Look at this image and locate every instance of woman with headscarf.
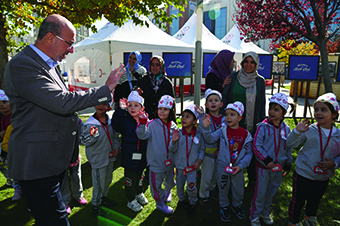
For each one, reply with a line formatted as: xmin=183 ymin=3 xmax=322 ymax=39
xmin=221 ymin=51 xmax=266 ymax=187
xmin=205 ymin=49 xmax=235 ymax=94
xmin=135 ymin=55 xmax=175 ymax=119
xmin=114 ymin=51 xmax=147 ymax=108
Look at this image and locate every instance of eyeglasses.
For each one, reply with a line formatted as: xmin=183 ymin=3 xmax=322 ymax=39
xmin=52 ymin=33 xmax=75 ymax=50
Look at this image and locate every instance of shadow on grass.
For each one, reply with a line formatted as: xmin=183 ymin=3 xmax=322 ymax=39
xmin=0 ymin=196 xmax=34 ymax=226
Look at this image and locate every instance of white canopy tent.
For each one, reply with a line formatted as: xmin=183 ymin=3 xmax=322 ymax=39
xmin=221 ymin=24 xmax=270 ymax=54
xmin=66 ymin=16 xmax=195 ymax=90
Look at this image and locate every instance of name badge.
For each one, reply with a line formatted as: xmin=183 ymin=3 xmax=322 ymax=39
xmin=132 ymin=153 xmax=142 ymax=160
xmin=194 ymin=137 xmax=199 ymax=144
xmin=183 ymin=165 xmax=196 ymax=175
xmin=314 ymin=166 xmax=327 ymax=174
xmin=271 ymin=163 xmax=282 ymax=172
xmin=164 ymin=159 xmax=172 ymax=167
xmin=225 ymin=166 xmax=235 ymax=174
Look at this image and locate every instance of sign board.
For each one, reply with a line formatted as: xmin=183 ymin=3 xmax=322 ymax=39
xmin=202 ymin=52 xmax=217 ymax=78
xmin=258 ymin=54 xmax=273 ymax=79
xmin=287 ymin=55 xmax=320 ymax=81
xmin=162 ymin=52 xmax=193 ymax=78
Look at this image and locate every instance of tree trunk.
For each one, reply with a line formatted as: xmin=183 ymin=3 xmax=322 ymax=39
xmin=0 ymin=13 xmax=8 ymax=90
xmin=318 ymin=39 xmax=333 ymax=93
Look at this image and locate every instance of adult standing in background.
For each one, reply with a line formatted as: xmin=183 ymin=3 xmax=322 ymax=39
xmin=4 ymin=14 xmax=125 ymax=226
xmin=114 ymin=51 xmax=147 ymax=108
xmin=205 ymin=49 xmax=235 ymax=94
xmin=136 ymin=55 xmax=175 ymax=119
xmin=221 ymin=51 xmax=266 ymax=187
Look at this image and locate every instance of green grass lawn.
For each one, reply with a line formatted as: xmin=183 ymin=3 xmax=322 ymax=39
xmin=1 ymin=118 xmax=340 ymax=226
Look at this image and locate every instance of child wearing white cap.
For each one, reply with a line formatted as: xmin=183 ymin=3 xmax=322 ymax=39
xmin=202 ymin=101 xmax=253 ymax=223
xmin=169 ymin=104 xmax=205 ymax=216
xmin=80 ymin=98 xmax=120 ymax=216
xmin=197 ymin=89 xmax=225 ymax=213
xmin=287 ymin=93 xmax=340 ymax=226
xmin=111 ymin=91 xmax=149 ymax=212
xmin=250 ymin=92 xmax=293 ymax=226
xmin=136 ymin=95 xmax=177 ymax=214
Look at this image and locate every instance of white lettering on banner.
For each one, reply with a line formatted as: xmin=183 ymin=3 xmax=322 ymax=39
xmin=258 ymin=63 xmax=265 ymax=71
xmin=168 ymin=61 xmax=185 ymax=69
xmin=293 ymin=64 xmax=311 ymax=72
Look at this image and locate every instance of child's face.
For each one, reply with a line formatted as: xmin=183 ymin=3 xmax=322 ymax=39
xmin=0 ymin=100 xmax=10 ymax=115
xmin=181 ymin=111 xmax=197 ymax=129
xmin=158 ymin=107 xmax=170 ymax=123
xmin=225 ymin=109 xmax=242 ymax=128
xmin=314 ymin=102 xmax=337 ymax=128
xmin=205 ymin=95 xmax=222 ymax=113
xmin=268 ymin=104 xmax=285 ymax=123
xmin=127 ymin=101 xmax=143 ymax=117
xmin=94 ymin=103 xmax=110 ymax=115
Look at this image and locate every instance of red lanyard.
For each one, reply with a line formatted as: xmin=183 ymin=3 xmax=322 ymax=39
xmin=98 ymin=118 xmax=113 ymax=150
xmin=317 ymin=123 xmax=333 ymax=161
xmin=162 ymin=122 xmax=170 ymax=159
xmin=273 ymin=124 xmax=281 ymax=162
xmin=136 ymin=139 xmax=140 ymax=152
xmin=185 ymin=130 xmax=195 ymax=166
xmin=227 ymin=127 xmax=240 ymax=165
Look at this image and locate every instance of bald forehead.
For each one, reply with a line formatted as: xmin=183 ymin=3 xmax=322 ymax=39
xmin=46 ymin=14 xmax=75 ymax=33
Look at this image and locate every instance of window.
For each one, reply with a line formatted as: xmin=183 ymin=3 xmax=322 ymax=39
xmin=170 ymin=6 xmax=180 ymax=35
xmin=189 ymin=1 xmax=196 ymax=17
xmin=203 ymin=7 xmax=226 ymax=39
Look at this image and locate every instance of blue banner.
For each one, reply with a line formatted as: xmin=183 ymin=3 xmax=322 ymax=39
xmin=123 ymin=52 xmax=152 ymax=70
xmin=202 ymin=53 xmax=217 ymax=78
xmin=162 ymin=53 xmax=192 ymax=77
xmin=258 ymin=54 xmax=273 ymax=79
xmin=288 ymin=56 xmax=319 ymax=80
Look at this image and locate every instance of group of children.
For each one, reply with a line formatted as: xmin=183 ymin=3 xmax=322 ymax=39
xmin=79 ymin=85 xmax=340 ymax=226
xmin=2 ymin=85 xmax=339 ymax=226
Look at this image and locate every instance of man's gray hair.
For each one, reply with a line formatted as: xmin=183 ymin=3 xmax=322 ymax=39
xmin=37 ymin=19 xmax=61 ymax=40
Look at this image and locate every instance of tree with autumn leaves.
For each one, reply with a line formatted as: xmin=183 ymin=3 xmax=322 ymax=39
xmin=235 ymin=0 xmax=340 ymax=93
xmin=0 ymin=0 xmax=185 ymax=89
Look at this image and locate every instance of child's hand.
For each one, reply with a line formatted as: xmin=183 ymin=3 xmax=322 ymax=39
xmin=232 ymin=166 xmax=241 ymax=175
xmin=119 ymin=98 xmax=128 ymax=109
xmin=0 ymin=130 xmax=5 ymax=138
xmin=296 ymin=119 xmax=311 ymax=132
xmin=172 ymin=129 xmax=180 ymax=143
xmin=89 ymin=126 xmax=98 ymax=136
xmin=138 ymin=110 xmax=148 ymax=119
xmin=112 ymin=149 xmax=119 ymax=157
xmin=202 ymin=114 xmax=211 ymax=127
xmin=267 ymin=162 xmax=275 ymax=169
xmin=194 ymin=105 xmax=204 ymax=114
xmin=282 ymin=169 xmax=290 ymax=177
xmin=222 ymin=76 xmax=231 ymax=88
xmin=193 ymin=159 xmax=203 ymax=170
xmin=318 ymin=158 xmax=336 ymax=170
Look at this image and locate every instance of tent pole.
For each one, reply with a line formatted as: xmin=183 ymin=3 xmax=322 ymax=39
xmin=194 ymin=0 xmax=203 ymax=105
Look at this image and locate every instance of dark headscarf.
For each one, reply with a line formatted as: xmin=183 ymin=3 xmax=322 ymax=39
xmin=207 ymin=49 xmax=235 ymax=81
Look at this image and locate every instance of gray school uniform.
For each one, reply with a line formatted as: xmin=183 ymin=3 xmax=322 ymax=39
xmin=287 ymin=123 xmax=340 ymax=181
xmin=136 ymin=118 xmax=177 ymax=201
xmin=202 ymin=125 xmax=253 ymax=208
xmin=198 ymin=113 xmax=226 ymax=199
xmin=169 ymin=128 xmax=205 ymax=205
xmin=80 ymin=115 xmax=120 ymax=206
xmin=250 ymin=119 xmax=292 ymax=219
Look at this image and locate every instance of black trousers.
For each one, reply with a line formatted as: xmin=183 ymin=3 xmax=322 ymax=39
xmin=19 ymin=171 xmax=69 ymax=226
xmin=124 ymin=168 xmax=144 ymax=202
xmin=288 ymin=171 xmax=329 ymax=223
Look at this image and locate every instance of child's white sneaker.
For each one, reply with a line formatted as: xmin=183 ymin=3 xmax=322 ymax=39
xmin=136 ymin=193 xmax=148 ymax=205
xmin=249 ymin=216 xmax=261 ymax=226
xmin=302 ymin=216 xmax=319 ymax=226
xmin=262 ymin=215 xmax=274 ymax=225
xmin=127 ymin=199 xmax=143 ymax=212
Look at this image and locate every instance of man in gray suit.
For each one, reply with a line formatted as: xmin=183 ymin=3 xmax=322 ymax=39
xmin=4 ymin=14 xmax=125 ymax=226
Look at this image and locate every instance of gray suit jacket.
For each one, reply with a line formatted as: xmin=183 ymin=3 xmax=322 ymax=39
xmin=5 ymin=46 xmax=112 ymax=180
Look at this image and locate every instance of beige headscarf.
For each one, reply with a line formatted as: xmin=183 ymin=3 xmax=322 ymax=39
xmin=237 ymin=51 xmax=260 ymax=132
